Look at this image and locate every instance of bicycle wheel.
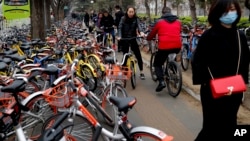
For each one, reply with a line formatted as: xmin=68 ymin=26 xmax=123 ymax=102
xmin=130 ymin=127 xmax=173 ymax=141
xmin=101 ymin=83 xmax=128 ymax=126
xmin=81 ymin=65 xmax=97 ymax=91
xmin=150 ymin=53 xmax=157 ymax=82
xmin=130 ymin=61 xmax=136 ymax=89
xmin=181 ymin=44 xmax=189 ymax=71
xmin=87 ymin=54 xmax=105 ymax=78
xmin=18 ymin=95 xmax=54 ymax=140
xmin=165 ymin=61 xmax=182 ymax=97
xmin=42 ymin=112 xmax=94 ymax=141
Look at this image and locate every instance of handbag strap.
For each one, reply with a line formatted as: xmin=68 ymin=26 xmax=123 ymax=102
xmin=208 ymin=30 xmax=241 ymax=79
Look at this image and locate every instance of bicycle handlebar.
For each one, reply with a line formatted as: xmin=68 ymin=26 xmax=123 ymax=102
xmin=120 ymin=36 xmax=144 ymax=40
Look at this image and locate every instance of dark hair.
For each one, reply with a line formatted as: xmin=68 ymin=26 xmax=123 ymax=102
xmin=162 ymin=7 xmax=171 ymax=14
xmin=115 ymin=5 xmax=121 ymax=9
xmin=124 ymin=5 xmax=137 ymax=21
xmin=208 ymin=0 xmax=241 ymax=27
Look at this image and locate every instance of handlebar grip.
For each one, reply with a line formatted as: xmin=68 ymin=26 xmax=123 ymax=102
xmin=50 ymin=112 xmax=69 ymax=130
xmin=69 ymin=81 xmax=77 ymax=92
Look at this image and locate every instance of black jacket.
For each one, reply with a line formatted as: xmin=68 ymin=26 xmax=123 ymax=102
xmin=114 ymin=10 xmax=124 ymax=27
xmin=192 ymin=24 xmax=250 ymax=85
xmin=118 ymin=16 xmax=142 ymax=38
xmin=100 ymin=14 xmax=114 ymax=32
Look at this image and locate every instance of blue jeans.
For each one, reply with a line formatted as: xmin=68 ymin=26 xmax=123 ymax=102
xmin=103 ymin=29 xmax=115 ymax=46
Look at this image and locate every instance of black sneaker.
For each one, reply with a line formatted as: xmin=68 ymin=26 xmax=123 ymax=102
xmin=156 ymin=81 xmax=166 ymax=92
xmin=140 ymin=73 xmax=145 ymax=80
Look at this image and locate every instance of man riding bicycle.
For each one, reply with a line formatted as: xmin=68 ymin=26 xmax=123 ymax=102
xmin=100 ymin=10 xmax=116 ymax=50
xmin=147 ymin=7 xmax=182 ymax=92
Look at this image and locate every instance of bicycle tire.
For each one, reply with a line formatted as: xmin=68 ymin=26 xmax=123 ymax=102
xmin=130 ymin=61 xmax=136 ymax=89
xmin=80 ymin=65 xmax=97 ymax=91
xmin=166 ymin=61 xmax=182 ymax=97
xmin=130 ymin=126 xmax=173 ymax=141
xmin=101 ymin=83 xmax=128 ymax=126
xmin=181 ymin=44 xmax=189 ymax=71
xmin=150 ymin=53 xmax=157 ymax=82
xmin=42 ymin=112 xmax=94 ymax=141
xmin=87 ymin=54 xmax=105 ymax=78
xmin=17 ymin=95 xmax=54 ymax=140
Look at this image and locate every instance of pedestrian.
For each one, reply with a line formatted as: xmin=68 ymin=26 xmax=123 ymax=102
xmin=95 ymin=12 xmax=104 ymax=43
xmin=84 ymin=11 xmax=90 ymax=28
xmin=114 ymin=5 xmax=124 ymax=52
xmin=146 ymin=7 xmax=182 ymax=92
xmin=100 ymin=10 xmax=116 ymax=49
xmin=117 ymin=5 xmax=146 ymax=80
xmin=191 ymin=0 xmax=250 ymax=140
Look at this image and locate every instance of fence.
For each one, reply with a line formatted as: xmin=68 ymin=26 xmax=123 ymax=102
xmin=0 ymin=18 xmax=30 ymax=34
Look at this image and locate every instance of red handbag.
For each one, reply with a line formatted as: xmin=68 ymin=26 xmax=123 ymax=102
xmin=208 ymin=31 xmax=246 ymax=99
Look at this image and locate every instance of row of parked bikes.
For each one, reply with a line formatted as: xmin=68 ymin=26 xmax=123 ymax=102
xmin=0 ymin=18 xmax=175 ymax=141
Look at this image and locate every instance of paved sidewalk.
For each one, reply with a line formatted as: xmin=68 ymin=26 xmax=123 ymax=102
xmin=140 ymin=50 xmax=250 ymax=111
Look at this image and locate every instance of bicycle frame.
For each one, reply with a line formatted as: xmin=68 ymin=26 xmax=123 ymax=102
xmin=61 ymin=59 xmax=172 ymax=141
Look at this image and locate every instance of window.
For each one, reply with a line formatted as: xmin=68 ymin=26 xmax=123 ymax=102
xmin=4 ymin=0 xmax=28 ymax=6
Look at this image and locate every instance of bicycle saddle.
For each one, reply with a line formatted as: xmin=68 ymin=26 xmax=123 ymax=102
xmin=0 ymin=57 xmax=12 ymax=65
xmin=109 ymin=96 xmax=137 ymax=113
xmin=2 ymin=49 xmax=18 ymax=55
xmin=1 ymin=79 xmax=26 ymax=93
xmin=5 ymin=54 xmax=26 ymax=62
xmin=20 ymin=45 xmax=31 ymax=50
xmin=0 ymin=62 xmax=8 ymax=71
xmin=43 ymin=65 xmax=59 ymax=75
xmin=104 ymin=56 xmax=115 ymax=64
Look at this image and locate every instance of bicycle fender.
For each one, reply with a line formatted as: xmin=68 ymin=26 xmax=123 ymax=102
xmin=87 ymin=54 xmax=105 ymax=71
xmin=130 ymin=126 xmax=173 ymax=141
xmin=81 ymin=64 xmax=98 ymax=77
xmin=21 ymin=63 xmax=41 ymax=69
xmin=52 ymin=75 xmax=67 ymax=86
xmin=21 ymin=91 xmax=44 ymax=106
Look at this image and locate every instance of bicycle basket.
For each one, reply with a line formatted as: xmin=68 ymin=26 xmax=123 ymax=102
xmin=106 ymin=65 xmax=132 ymax=80
xmin=43 ymin=82 xmax=73 ymax=108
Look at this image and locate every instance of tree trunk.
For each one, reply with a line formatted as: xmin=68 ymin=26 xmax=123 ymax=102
xmin=46 ymin=0 xmax=51 ymax=28
xmin=155 ymin=0 xmax=158 ymax=16
xmin=245 ymin=0 xmax=250 ymax=21
xmin=203 ymin=0 xmax=207 ymax=16
xmin=145 ymin=0 xmax=151 ymax=23
xmin=31 ymin=0 xmax=45 ymax=40
xmin=188 ymin=0 xmax=197 ymax=25
xmin=163 ymin=0 xmax=167 ymax=8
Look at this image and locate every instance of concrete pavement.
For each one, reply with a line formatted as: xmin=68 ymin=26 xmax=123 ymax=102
xmin=139 ymin=49 xmax=250 ymax=111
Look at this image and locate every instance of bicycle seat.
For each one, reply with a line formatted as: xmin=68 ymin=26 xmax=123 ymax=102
xmin=43 ymin=65 xmax=59 ymax=75
xmin=3 ymin=49 xmax=18 ymax=55
xmin=75 ymin=46 xmax=84 ymax=52
xmin=5 ymin=54 xmax=26 ymax=62
xmin=20 ymin=45 xmax=31 ymax=50
xmin=55 ymin=50 xmax=63 ymax=55
xmin=1 ymin=79 xmax=26 ymax=93
xmin=0 ymin=62 xmax=8 ymax=71
xmin=0 ymin=57 xmax=12 ymax=65
xmin=109 ymin=96 xmax=137 ymax=113
xmin=104 ymin=56 xmax=115 ymax=64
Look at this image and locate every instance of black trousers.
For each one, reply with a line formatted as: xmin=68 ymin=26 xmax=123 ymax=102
xmin=195 ymin=84 xmax=243 ymax=141
xmin=121 ymin=39 xmax=143 ymax=71
xmin=153 ymin=49 xmax=180 ymax=81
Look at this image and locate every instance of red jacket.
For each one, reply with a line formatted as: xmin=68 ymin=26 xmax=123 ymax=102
xmin=147 ymin=14 xmax=182 ymax=50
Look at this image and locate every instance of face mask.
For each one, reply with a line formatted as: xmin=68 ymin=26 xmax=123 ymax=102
xmin=219 ymin=11 xmax=238 ymax=25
